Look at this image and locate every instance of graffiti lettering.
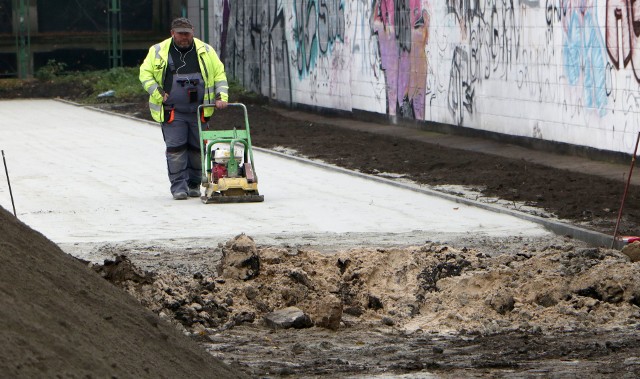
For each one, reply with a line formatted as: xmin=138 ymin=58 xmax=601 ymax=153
xmin=545 ymin=0 xmax=567 ymax=27
xmin=372 ymin=0 xmax=429 ymax=119
xmin=294 ymin=0 xmax=345 ymax=76
xmin=448 ymin=47 xmax=474 ymax=126
xmin=446 ymin=0 xmax=485 ymax=27
xmin=445 ymin=0 xmax=521 ymax=79
xmin=605 ymin=0 xmax=640 ymax=83
xmin=223 ymin=0 xmax=292 ymax=103
xmin=445 ymin=0 xmax=520 ymax=123
xmin=220 ymin=0 xmax=620 ymax=139
xmin=294 ymin=0 xmax=316 ymax=76
xmin=318 ymin=0 xmax=345 ymax=53
xmin=606 ymin=1 xmax=632 ymax=69
xmin=247 ymin=3 xmax=266 ymax=92
xmin=395 ymin=0 xmax=411 ymax=51
xmin=269 ymin=1 xmax=292 ymax=102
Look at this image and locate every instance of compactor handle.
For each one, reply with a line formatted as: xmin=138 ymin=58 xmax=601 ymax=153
xmin=198 ymin=102 xmax=248 ymax=115
xmin=196 ymin=102 xmax=257 ymax=183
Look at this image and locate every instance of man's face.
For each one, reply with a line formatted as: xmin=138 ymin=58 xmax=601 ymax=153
xmin=171 ymin=30 xmax=194 ymax=49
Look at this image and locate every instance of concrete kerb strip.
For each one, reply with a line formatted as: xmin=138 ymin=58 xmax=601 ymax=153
xmin=57 ymin=99 xmax=616 ymax=248
xmin=55 ymin=98 xmax=159 ymax=126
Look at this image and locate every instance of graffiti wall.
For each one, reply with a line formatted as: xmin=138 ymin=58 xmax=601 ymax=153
xmin=200 ymin=0 xmax=640 ymax=154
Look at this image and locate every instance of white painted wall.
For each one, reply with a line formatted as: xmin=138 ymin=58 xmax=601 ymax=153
xmin=191 ymin=0 xmax=640 ymax=155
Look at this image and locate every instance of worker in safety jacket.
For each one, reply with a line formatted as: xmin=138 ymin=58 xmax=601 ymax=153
xmin=139 ymin=17 xmax=228 ymax=200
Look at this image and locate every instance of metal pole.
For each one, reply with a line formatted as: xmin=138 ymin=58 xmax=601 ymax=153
xmin=198 ymin=0 xmax=203 ymax=39
xmin=2 ymin=150 xmax=17 ymax=217
xmin=108 ymin=0 xmax=123 ymax=68
xmin=14 ymin=0 xmax=31 ymax=78
xmin=203 ymin=0 xmax=209 ymax=44
xmin=611 ymin=131 xmax=640 ymax=248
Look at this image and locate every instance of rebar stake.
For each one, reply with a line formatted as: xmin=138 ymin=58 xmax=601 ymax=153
xmin=2 ymin=150 xmax=17 ymax=217
xmin=612 ymin=132 xmax=640 ymax=248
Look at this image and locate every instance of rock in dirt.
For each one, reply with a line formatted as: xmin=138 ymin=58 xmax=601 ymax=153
xmin=217 ymin=234 xmax=260 ymax=280
xmin=288 ymin=268 xmax=313 ymax=288
xmin=234 ymin=311 xmax=256 ymax=325
xmin=264 ymin=307 xmax=313 ymax=329
xmin=487 ymin=292 xmax=516 ymax=315
xmin=367 ymin=294 xmax=384 ymax=310
xmin=93 ymin=254 xmax=154 ymax=284
xmin=621 ymin=242 xmax=640 ymax=262
xmin=308 ymin=294 xmax=343 ymax=330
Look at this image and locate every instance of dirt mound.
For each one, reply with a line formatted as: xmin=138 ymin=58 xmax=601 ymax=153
xmin=94 ymin=235 xmax=640 ymax=338
xmin=0 ymin=206 xmax=244 ymax=378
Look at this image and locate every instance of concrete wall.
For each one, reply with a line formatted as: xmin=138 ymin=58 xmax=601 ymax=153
xmin=194 ymin=0 xmax=640 ymax=155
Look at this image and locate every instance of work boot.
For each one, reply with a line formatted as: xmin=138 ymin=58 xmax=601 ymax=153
xmin=173 ymin=192 xmax=188 ymax=200
xmin=188 ymin=183 xmax=201 ymax=197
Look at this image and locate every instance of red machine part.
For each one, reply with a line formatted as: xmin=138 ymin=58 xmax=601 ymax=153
xmin=212 ymin=164 xmax=227 ymax=183
xmin=622 ymin=236 xmax=640 ymax=244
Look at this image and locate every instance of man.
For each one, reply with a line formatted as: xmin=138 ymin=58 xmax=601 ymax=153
xmin=140 ymin=17 xmax=228 ymax=200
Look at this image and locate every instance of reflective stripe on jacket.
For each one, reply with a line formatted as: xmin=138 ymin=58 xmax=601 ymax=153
xmin=139 ymin=37 xmax=229 ymax=123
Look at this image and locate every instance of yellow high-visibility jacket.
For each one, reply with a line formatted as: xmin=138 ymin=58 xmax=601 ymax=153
xmin=139 ymin=37 xmax=228 ymax=122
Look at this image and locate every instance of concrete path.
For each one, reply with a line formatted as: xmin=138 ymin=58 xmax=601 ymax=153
xmin=0 ymin=100 xmax=551 ymax=248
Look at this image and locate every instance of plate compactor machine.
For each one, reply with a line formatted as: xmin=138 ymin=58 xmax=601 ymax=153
xmin=197 ymin=103 xmax=264 ymax=203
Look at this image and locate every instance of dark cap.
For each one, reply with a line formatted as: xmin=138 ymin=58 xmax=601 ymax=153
xmin=171 ymin=17 xmax=194 ymax=33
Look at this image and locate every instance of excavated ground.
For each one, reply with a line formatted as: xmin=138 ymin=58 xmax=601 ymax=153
xmin=1 ymin=84 xmax=640 ymax=377
xmin=87 ymin=234 xmax=640 ymax=378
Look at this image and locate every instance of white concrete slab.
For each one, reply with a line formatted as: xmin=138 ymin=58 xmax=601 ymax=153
xmin=0 ymin=99 xmax=550 ymax=246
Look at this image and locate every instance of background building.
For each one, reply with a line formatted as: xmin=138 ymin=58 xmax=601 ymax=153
xmin=0 ymin=0 xmax=191 ymax=77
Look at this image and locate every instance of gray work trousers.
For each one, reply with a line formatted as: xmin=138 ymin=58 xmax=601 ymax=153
xmin=161 ymin=115 xmax=206 ymax=195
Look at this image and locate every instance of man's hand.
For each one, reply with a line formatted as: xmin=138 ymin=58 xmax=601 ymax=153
xmin=215 ymin=100 xmax=228 ymax=109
